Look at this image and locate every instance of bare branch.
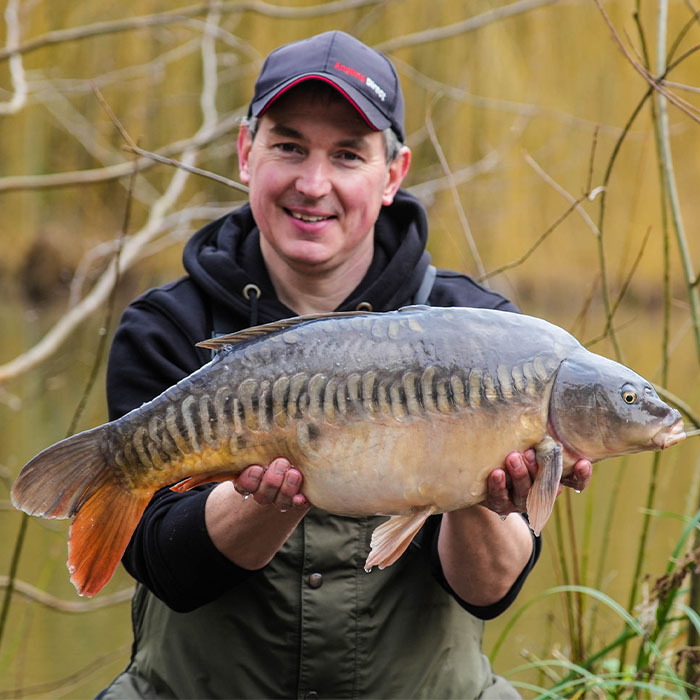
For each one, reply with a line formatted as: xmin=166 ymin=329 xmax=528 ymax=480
xmin=0 ymin=644 xmax=132 ymax=700
xmin=424 ymin=96 xmax=487 ymax=281
xmin=524 ymin=152 xmax=601 ymax=237
xmin=594 ymin=0 xmax=700 ymax=124
xmin=0 ymin=111 xmax=242 ymax=192
xmin=375 ymin=0 xmax=560 ymax=52
xmin=0 ymin=0 xmax=383 ymax=63
xmin=0 ymin=15 xmax=244 ymax=385
xmin=0 ymin=0 xmax=28 ymax=115
xmin=0 ymin=576 xmax=134 ymax=613
xmin=479 ymin=192 xmax=590 ymax=282
xmin=122 ymin=144 xmax=249 ymax=192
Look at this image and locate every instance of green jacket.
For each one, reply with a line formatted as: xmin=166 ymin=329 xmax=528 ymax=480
xmin=102 ymin=510 xmax=522 ymax=699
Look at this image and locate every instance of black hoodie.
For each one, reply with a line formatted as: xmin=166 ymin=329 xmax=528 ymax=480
xmin=106 ymin=190 xmax=526 ymax=611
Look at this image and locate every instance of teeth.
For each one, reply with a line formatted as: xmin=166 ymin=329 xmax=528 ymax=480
xmin=290 ymin=211 xmax=331 ymax=223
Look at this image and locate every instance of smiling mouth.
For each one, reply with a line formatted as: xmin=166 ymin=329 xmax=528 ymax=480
xmin=287 ymin=209 xmax=334 ymax=223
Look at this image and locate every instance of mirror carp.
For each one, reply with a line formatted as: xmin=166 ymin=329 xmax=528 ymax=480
xmin=11 ymin=306 xmax=686 ymax=596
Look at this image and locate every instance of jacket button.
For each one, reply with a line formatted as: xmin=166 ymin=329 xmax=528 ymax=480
xmin=305 ymin=692 xmax=319 ymax=700
xmin=308 ymin=572 xmax=323 ymax=589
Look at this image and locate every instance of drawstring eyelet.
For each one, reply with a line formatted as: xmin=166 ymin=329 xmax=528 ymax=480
xmin=355 ymin=302 xmax=373 ymax=311
xmin=243 ymin=284 xmax=261 ymax=326
xmin=243 ymin=284 xmax=261 ymax=301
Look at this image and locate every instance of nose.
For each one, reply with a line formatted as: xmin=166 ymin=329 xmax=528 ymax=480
xmin=295 ymin=156 xmax=332 ymax=199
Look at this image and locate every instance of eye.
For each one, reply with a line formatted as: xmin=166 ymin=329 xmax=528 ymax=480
xmin=621 ymin=389 xmax=638 ymax=404
xmin=336 ymin=150 xmax=362 ymax=163
xmin=274 ymin=142 xmax=303 ymax=155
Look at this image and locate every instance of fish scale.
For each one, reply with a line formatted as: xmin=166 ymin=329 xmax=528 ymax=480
xmin=11 ymin=305 xmax=686 ymax=596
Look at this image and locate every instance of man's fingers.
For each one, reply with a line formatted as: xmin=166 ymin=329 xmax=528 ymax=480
xmin=484 ymin=469 xmax=513 ymax=515
xmin=504 ymin=452 xmax=533 ymax=511
xmin=240 ymin=458 xmax=307 ymax=511
xmin=561 ymin=459 xmax=593 ymax=491
xmin=234 ymin=465 xmax=264 ymax=495
xmin=252 ymin=457 xmax=290 ymax=506
xmin=273 ymin=468 xmax=305 ymax=512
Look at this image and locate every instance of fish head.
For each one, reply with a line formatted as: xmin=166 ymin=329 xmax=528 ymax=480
xmin=550 ymin=351 xmax=685 ymax=462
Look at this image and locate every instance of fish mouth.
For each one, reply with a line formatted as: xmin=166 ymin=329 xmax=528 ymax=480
xmin=653 ymin=418 xmax=686 ymax=449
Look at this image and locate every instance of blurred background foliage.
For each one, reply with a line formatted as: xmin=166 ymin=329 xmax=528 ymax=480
xmin=1 ymin=0 xmax=699 ymax=697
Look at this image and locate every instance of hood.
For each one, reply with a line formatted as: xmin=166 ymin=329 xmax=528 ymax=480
xmin=183 ymin=189 xmax=431 ymax=324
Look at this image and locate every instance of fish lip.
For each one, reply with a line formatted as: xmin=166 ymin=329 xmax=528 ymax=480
xmin=653 ymin=418 xmax=686 ymax=449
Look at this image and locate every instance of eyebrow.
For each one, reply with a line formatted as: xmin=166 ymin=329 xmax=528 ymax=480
xmin=268 ymin=123 xmax=372 ymax=151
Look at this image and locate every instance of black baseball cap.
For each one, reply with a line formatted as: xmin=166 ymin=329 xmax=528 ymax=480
xmin=248 ymin=31 xmax=405 ymax=142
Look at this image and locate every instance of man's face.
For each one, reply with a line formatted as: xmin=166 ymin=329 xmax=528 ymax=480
xmin=238 ymin=87 xmax=409 ymax=278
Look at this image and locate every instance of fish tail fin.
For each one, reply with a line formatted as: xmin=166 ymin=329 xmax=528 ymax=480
xmin=68 ymin=484 xmax=150 ymax=597
xmin=11 ymin=428 xmax=151 ymax=597
xmin=526 ymin=436 xmax=563 ymax=536
xmin=364 ymin=507 xmax=435 ymax=572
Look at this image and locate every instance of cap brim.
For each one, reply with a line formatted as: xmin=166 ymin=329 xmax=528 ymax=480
xmin=249 ymin=74 xmax=393 ymax=133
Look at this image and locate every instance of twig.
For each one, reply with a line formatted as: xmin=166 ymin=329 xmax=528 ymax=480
xmin=0 ymin=0 xmax=27 ymax=115
xmin=479 ymin=193 xmax=590 ymax=283
xmin=594 ymin=0 xmax=700 ymax=125
xmin=424 ymin=96 xmax=486 ymax=281
xmin=586 ymin=126 xmax=600 ymax=194
xmin=597 ymin=226 xmax=654 ymax=346
xmin=393 ymin=56 xmax=613 ymax=134
xmin=375 ymin=0 xmax=560 ymax=52
xmin=0 ymin=645 xmax=132 ymax=699
xmin=0 ymin=515 xmax=27 ymax=656
xmin=0 ymin=577 xmax=133 ymax=613
xmin=0 ymin=0 xmax=384 ymax=63
xmin=524 ymin=152 xmax=601 ymax=237
xmin=0 ymin=110 xmax=242 ymax=193
xmin=122 ymin=144 xmax=249 ymax=192
xmin=0 ymin=3 xmax=233 ymax=385
xmin=407 ymin=151 xmax=499 ymax=204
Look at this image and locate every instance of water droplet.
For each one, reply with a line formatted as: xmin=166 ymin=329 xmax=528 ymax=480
xmin=499 ymin=514 xmax=507 ymax=521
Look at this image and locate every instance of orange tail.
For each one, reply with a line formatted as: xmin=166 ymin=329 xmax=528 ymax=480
xmin=11 ymin=427 xmax=152 ymax=597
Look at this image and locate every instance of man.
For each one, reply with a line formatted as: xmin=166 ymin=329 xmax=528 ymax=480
xmin=100 ymin=31 xmax=591 ymax=699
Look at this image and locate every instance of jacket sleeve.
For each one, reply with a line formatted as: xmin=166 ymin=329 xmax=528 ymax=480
xmin=107 ymin=295 xmax=257 ymax=612
xmin=415 ymin=515 xmax=541 ymax=620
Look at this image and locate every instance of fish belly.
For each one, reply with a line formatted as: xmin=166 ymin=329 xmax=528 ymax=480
xmin=294 ymin=403 xmax=548 ymax=516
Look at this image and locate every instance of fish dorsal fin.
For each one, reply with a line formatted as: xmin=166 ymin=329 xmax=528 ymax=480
xmin=397 ymin=304 xmax=431 ymax=313
xmin=196 ymin=310 xmax=374 ymax=351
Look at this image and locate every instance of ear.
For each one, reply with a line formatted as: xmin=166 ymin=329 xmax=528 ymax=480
xmin=237 ymin=123 xmax=254 ymax=184
xmin=382 ymin=147 xmax=411 ymax=206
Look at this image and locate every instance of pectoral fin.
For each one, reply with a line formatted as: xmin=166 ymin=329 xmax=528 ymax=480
xmin=364 ymin=506 xmax=435 ymax=572
xmin=526 ymin=436 xmax=563 ymax=536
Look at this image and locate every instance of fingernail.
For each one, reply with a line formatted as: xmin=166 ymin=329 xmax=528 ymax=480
xmin=249 ymin=466 xmax=264 ymax=481
xmin=287 ymin=472 xmax=300 ymax=486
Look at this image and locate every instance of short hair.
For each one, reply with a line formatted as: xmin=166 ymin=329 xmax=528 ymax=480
xmin=243 ymin=115 xmax=402 ymax=165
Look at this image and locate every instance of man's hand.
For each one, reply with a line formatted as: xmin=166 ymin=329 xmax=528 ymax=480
xmin=206 ymin=458 xmax=309 ymax=569
xmin=233 ymin=457 xmax=309 ymax=512
xmin=483 ymin=449 xmax=593 ymax=517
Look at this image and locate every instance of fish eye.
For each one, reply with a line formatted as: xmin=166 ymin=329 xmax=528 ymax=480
xmin=621 ymin=388 xmax=638 ymax=404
